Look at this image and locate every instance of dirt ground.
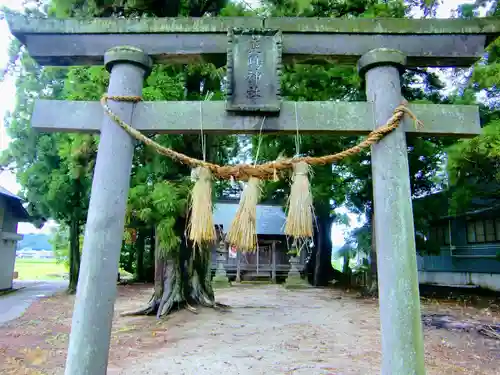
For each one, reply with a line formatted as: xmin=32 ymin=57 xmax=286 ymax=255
xmin=0 ymin=284 xmax=499 ymax=375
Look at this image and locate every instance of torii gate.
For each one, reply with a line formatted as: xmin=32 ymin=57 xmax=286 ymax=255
xmin=7 ymin=14 xmax=499 ymax=375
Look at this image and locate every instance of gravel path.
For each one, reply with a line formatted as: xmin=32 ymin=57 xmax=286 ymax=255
xmin=113 ymin=285 xmax=498 ymax=375
xmin=1 ymin=284 xmax=497 ymax=374
xmin=120 ymin=286 xmax=376 ymax=375
xmin=0 ymin=280 xmax=67 ymax=325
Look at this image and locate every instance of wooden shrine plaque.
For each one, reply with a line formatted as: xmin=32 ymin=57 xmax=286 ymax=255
xmin=226 ymin=28 xmax=282 ymax=113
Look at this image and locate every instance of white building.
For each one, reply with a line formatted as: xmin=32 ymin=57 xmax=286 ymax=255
xmin=17 ymin=248 xmax=55 ymax=259
xmin=0 ymin=187 xmax=30 ymax=290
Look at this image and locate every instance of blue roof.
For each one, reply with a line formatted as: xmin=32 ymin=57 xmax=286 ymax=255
xmin=0 ymin=186 xmax=30 ymax=220
xmin=413 ymin=190 xmax=500 ymax=220
xmin=0 ymin=186 xmax=21 ymax=200
xmin=213 ymin=202 xmax=286 ymax=235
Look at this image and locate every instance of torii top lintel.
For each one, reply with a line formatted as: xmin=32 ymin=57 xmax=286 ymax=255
xmin=6 ymin=15 xmax=500 ymax=67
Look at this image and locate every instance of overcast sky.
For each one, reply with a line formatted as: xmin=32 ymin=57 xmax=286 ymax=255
xmin=0 ymin=0 xmax=480 ymax=239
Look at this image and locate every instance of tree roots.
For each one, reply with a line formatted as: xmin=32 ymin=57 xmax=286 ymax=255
xmin=121 ymin=266 xmax=231 ymax=318
xmin=123 ymin=226 xmax=232 ymax=318
xmin=121 ymin=290 xmax=230 ymax=318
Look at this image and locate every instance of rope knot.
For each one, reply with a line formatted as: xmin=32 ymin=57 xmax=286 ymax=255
xmin=395 ymin=101 xmax=424 ymax=131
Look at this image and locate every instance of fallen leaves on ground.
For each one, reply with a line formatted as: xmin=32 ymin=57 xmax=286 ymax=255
xmin=0 ymin=284 xmax=498 ymax=374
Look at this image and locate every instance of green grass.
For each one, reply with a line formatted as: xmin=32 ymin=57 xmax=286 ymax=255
xmin=0 ymin=288 xmax=23 ymax=296
xmin=15 ymin=258 xmax=134 ymax=282
xmin=14 ymin=258 xmax=67 ymax=281
xmin=332 ymin=258 xmax=343 ymax=272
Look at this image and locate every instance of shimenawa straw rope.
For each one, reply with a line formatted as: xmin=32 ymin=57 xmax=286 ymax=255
xmin=100 ymin=95 xmax=423 ymax=181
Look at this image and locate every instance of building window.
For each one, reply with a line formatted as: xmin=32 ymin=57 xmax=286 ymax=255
xmin=485 ymin=220 xmax=496 ymax=242
xmin=429 ymin=224 xmax=450 ymax=246
xmin=466 ymin=218 xmax=500 ymax=243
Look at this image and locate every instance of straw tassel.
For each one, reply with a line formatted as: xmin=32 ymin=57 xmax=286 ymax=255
xmin=285 ymin=161 xmax=314 ymax=239
xmin=227 ymin=177 xmax=262 ymax=252
xmin=188 ymin=167 xmax=216 ymax=249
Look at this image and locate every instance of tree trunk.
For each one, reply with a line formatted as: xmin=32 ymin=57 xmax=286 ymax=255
xmin=313 ymin=215 xmax=335 ymax=286
xmin=367 ymin=212 xmax=378 ymax=295
xmin=124 ymin=78 xmax=227 ymax=317
xmin=153 ymin=229 xmax=164 ymax=300
xmin=144 ymin=230 xmax=155 ymax=282
xmin=342 ymin=254 xmax=352 ymax=287
xmin=67 ymin=217 xmax=81 ymax=294
xmin=135 ymin=229 xmax=145 ymax=281
xmin=124 ymin=221 xmax=223 ymax=318
xmin=126 ymin=244 xmax=134 ymax=273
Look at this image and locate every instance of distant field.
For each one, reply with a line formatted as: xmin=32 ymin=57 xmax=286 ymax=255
xmin=14 ymin=258 xmax=134 ymax=281
xmin=14 ymin=258 xmax=67 ymax=281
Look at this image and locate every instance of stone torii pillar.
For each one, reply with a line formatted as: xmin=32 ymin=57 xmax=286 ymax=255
xmin=64 ymin=46 xmax=152 ymax=375
xmin=359 ymin=49 xmax=425 ymax=374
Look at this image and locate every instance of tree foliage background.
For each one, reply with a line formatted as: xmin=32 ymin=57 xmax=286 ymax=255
xmin=0 ymin=0 xmax=498 ymax=299
xmin=446 ymin=1 xmax=500 ymax=212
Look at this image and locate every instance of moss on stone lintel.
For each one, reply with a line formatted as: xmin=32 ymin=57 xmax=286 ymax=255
xmin=265 ymin=17 xmax=500 ymax=34
xmin=6 ymin=13 xmax=500 ymax=36
xmin=6 ymin=14 xmax=264 ymax=34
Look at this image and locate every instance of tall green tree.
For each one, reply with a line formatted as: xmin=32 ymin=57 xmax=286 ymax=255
xmin=1 ymin=14 xmax=97 ymax=293
xmin=257 ymin=0 xmax=452 ymax=290
xmin=50 ymin=223 xmax=84 ymax=269
xmin=446 ymin=1 xmax=500 ymax=212
xmin=42 ymin=0 xmax=242 ymax=316
xmin=337 ymin=0 xmax=500 ymax=292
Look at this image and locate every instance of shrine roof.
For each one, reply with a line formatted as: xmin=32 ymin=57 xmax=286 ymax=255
xmin=213 ymin=202 xmax=286 ymax=236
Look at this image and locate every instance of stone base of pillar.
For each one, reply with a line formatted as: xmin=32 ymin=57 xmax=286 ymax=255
xmin=212 ymin=276 xmax=230 ymax=288
xmin=284 ymin=256 xmax=309 ymax=289
xmin=284 ymin=275 xmax=310 ymax=289
xmin=212 ymin=263 xmax=230 ymax=288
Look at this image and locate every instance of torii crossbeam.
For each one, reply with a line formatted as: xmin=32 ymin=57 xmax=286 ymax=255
xmin=7 ymin=14 xmax=499 ymax=375
xmin=33 ymin=99 xmax=479 ymax=136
